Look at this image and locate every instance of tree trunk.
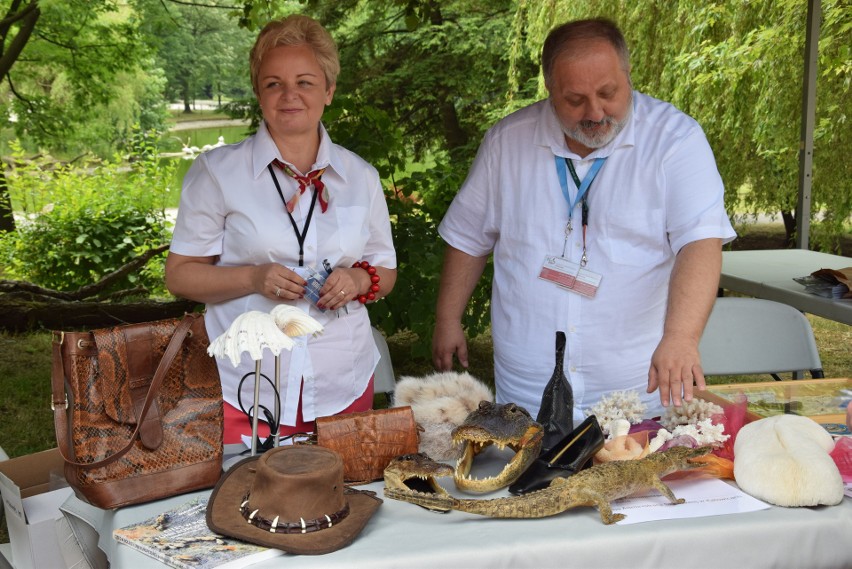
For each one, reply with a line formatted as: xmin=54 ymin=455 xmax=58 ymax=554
xmin=1 ymin=297 xmax=200 ymax=332
xmin=0 ymin=2 xmax=41 ymax=81
xmin=182 ymin=78 xmax=193 ymax=113
xmin=781 ymin=210 xmax=796 ymax=247
xmin=0 ymin=162 xmax=15 ymax=232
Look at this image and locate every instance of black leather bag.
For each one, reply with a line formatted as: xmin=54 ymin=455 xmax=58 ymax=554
xmin=536 ymin=331 xmax=574 ymax=453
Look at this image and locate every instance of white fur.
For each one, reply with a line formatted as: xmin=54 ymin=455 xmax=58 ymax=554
xmin=733 ymin=415 xmax=843 ymax=507
xmin=392 ymin=371 xmax=494 ymax=460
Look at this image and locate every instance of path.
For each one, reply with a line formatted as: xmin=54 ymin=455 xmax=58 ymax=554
xmin=169 ymin=118 xmax=249 ymax=132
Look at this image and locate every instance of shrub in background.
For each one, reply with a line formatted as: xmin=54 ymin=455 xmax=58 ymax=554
xmin=0 ymin=135 xmax=175 ymax=296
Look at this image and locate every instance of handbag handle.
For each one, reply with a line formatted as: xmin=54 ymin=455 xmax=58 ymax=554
xmin=51 ymin=314 xmax=200 ymax=470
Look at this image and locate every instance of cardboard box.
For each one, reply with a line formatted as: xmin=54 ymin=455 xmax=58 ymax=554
xmin=0 ymin=448 xmax=74 ymax=569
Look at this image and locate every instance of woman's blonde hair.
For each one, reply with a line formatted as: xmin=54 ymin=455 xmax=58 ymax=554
xmin=249 ymin=15 xmax=340 ymax=95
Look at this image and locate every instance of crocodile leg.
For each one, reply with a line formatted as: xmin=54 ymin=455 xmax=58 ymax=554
xmin=649 ymin=477 xmax=686 ymax=505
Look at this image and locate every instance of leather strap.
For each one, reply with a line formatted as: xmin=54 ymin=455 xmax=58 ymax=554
xmin=52 ymin=314 xmax=199 ymax=470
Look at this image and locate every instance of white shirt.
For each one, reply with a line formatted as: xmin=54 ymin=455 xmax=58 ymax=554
xmin=439 ymin=94 xmax=736 ymax=421
xmin=170 ymin=122 xmax=396 ymax=425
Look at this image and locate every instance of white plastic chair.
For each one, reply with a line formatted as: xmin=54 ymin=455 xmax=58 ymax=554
xmin=371 ymin=327 xmax=396 ymax=399
xmin=699 ymin=297 xmax=824 ymax=380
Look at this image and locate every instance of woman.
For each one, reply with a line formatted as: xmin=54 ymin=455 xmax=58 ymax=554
xmin=166 ymin=15 xmax=396 ymax=444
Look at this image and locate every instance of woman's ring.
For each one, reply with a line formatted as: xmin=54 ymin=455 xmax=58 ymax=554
xmin=339 ymin=290 xmax=346 ymax=296
xmin=275 ymin=287 xmax=281 ymax=297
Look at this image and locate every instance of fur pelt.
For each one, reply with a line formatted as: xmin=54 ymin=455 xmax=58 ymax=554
xmin=733 ymin=414 xmax=843 ymax=507
xmin=392 ymin=371 xmax=494 ymax=460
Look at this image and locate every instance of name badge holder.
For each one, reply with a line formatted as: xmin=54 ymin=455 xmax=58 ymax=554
xmin=538 ymin=156 xmax=606 ymax=298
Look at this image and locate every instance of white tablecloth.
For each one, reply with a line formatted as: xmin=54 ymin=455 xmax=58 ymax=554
xmin=61 ymin=447 xmax=852 ymax=569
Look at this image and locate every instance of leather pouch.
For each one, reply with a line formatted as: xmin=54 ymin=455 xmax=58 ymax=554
xmin=315 ymin=406 xmax=420 ymax=484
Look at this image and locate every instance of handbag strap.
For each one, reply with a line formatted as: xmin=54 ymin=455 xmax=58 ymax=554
xmin=51 ymin=314 xmax=199 ymax=470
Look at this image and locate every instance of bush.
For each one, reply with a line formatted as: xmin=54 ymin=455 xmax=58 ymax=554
xmin=0 ymin=136 xmax=175 ymax=295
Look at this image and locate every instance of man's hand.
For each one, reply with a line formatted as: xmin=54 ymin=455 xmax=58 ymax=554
xmin=432 ymin=319 xmax=469 ymax=371
xmin=647 ymin=334 xmax=706 ymax=408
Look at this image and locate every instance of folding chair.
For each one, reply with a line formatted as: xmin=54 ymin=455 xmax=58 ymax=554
xmin=699 ymin=297 xmax=824 ymax=380
xmin=371 ymin=327 xmax=396 ymax=402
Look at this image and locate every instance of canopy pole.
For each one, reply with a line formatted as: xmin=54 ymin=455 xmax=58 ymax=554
xmin=795 ymin=0 xmax=820 ymax=250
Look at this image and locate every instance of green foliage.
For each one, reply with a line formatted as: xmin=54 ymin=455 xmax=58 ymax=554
xmin=132 ymin=0 xmax=256 ymax=110
xmin=368 ymin=161 xmax=493 ymax=358
xmin=0 ymin=137 xmax=175 ymax=294
xmin=2 ymin=0 xmax=163 ymax=157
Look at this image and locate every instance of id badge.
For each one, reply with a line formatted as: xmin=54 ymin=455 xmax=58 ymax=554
xmin=539 ymin=256 xmax=581 ymax=288
xmin=572 ymin=267 xmax=602 ymax=298
xmin=539 ymin=256 xmax=602 ymax=298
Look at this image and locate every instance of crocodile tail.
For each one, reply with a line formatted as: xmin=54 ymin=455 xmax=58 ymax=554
xmin=451 ymin=493 xmax=565 ymax=518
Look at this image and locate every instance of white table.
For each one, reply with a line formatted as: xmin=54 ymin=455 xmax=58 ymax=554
xmin=720 ymin=249 xmax=852 ymax=325
xmin=60 ymin=445 xmax=852 ymax=569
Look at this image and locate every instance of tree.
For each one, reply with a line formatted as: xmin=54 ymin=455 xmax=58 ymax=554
xmin=132 ymin=0 xmax=255 ymax=112
xmin=0 ymin=0 xmax=151 ymax=230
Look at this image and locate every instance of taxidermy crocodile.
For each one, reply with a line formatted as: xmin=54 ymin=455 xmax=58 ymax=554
xmin=384 ymin=445 xmax=713 ymax=524
xmin=451 ymin=401 xmax=544 ymax=493
xmin=384 ymin=452 xmax=455 ymax=497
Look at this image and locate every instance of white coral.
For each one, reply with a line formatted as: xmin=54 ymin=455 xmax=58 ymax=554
xmin=207 ymin=311 xmax=295 ymax=367
xmin=602 ymin=418 xmax=631 ymax=440
xmin=648 ymin=419 xmax=729 ymax=453
xmin=660 ymin=398 xmax=723 ymax=430
xmin=585 ymin=390 xmax=647 ymax=433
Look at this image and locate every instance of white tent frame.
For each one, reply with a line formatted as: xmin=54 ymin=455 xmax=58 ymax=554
xmin=795 ymin=0 xmax=820 ymax=249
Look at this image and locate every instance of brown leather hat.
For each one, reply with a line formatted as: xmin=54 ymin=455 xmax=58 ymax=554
xmin=206 ymin=446 xmax=382 ymax=555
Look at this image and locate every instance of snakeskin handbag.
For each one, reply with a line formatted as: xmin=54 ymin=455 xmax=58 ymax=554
xmin=314 ymin=406 xmax=419 ymax=484
xmin=50 ymin=313 xmax=224 ymax=509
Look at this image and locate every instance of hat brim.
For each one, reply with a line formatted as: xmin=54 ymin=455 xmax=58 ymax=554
xmin=206 ymin=454 xmax=382 ymax=555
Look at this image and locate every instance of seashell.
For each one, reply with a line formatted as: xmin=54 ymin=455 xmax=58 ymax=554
xmin=208 ymin=311 xmax=296 ymax=367
xmin=270 ymin=305 xmax=324 ymax=338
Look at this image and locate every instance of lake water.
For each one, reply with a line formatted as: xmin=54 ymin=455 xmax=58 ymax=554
xmin=162 ymin=124 xmax=252 ymax=203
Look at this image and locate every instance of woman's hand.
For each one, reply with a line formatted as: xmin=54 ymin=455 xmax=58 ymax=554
xmin=318 ymin=267 xmax=365 ymax=311
xmin=253 ymin=263 xmax=307 ymax=301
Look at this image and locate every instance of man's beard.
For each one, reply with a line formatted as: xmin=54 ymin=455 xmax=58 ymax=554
xmin=561 ymin=98 xmax=632 ymax=150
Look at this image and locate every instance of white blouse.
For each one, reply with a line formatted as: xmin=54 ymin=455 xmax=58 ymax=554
xmin=170 ymin=122 xmax=396 ymax=425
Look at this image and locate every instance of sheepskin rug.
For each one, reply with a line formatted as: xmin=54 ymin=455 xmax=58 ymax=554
xmin=392 ymin=371 xmax=494 ymax=460
xmin=733 ymin=414 xmax=843 ymax=507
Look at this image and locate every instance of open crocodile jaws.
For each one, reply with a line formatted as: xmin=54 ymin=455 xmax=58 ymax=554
xmin=452 ymin=401 xmax=543 ymax=493
xmin=387 ymin=445 xmax=713 ymax=524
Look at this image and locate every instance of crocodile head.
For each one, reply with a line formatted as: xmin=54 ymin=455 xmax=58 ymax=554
xmin=384 ymin=452 xmax=454 ymax=496
xmin=452 ymin=401 xmax=544 ymax=493
xmin=648 ymin=445 xmax=714 ymax=472
xmin=383 ymin=453 xmax=455 ymax=512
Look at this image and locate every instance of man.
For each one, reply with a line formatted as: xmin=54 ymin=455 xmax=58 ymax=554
xmin=433 ymin=18 xmax=736 ymax=422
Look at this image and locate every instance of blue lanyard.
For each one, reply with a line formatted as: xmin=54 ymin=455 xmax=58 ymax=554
xmin=554 ymin=156 xmax=606 ymax=264
xmin=554 ymin=156 xmax=606 ymax=229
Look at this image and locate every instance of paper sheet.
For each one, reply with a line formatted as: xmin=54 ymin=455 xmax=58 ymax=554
xmin=612 ymin=477 xmax=770 ymax=525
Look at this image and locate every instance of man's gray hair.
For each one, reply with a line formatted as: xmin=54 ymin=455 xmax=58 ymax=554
xmin=541 ymin=18 xmax=630 ymax=90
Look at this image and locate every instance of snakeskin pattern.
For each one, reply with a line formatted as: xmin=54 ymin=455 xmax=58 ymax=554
xmin=60 ymin=315 xmax=223 ymax=508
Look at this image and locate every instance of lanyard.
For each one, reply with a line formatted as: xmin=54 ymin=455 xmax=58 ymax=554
xmin=268 ymin=164 xmax=319 ymax=267
xmin=554 ymin=156 xmax=606 ymax=264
